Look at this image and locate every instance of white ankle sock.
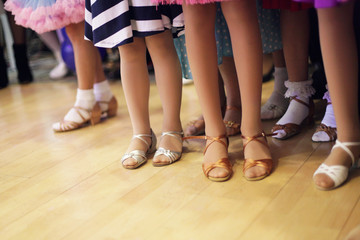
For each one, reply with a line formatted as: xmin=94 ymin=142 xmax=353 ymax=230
xmin=312 ymin=91 xmax=337 ymax=142
xmin=64 ymin=89 xmax=95 ymax=123
xmin=94 ymin=80 xmax=113 ymax=112
xmin=261 ymin=67 xmax=289 ymax=119
xmin=273 ymin=80 xmax=315 ymax=138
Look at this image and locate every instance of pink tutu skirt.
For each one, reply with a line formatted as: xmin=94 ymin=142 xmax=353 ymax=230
xmin=153 ymin=0 xmax=232 ymax=4
xmin=293 ymin=0 xmax=349 ymax=8
xmin=4 ymin=0 xmax=85 ymax=33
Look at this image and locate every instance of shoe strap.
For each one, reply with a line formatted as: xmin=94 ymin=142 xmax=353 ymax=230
xmin=183 ymin=135 xmax=228 ymax=155
xmin=72 ymin=106 xmax=92 ymax=122
xmin=290 ymin=96 xmax=311 ymax=109
xmin=241 ymin=131 xmax=273 ymax=151
xmin=314 ymin=163 xmax=349 ymax=188
xmin=161 ymin=131 xmax=184 ymax=143
xmin=226 ymin=105 xmax=241 ymax=112
xmin=332 ymin=140 xmax=360 ymax=166
xmin=132 ymin=132 xmax=153 ymax=149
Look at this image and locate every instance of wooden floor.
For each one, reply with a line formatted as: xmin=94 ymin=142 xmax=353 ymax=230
xmin=1 ymin=59 xmax=360 ymax=240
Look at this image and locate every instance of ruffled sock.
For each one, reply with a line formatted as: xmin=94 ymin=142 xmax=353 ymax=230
xmin=261 ymin=67 xmax=289 ymax=119
xmin=52 ymin=89 xmax=95 ymax=130
xmin=273 ymin=79 xmax=315 ymax=139
xmin=94 ymin=80 xmax=113 ymax=112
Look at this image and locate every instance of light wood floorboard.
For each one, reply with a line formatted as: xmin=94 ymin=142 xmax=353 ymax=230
xmin=0 ymin=68 xmax=359 ymax=240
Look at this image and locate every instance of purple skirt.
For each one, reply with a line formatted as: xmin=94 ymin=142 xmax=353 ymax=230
xmin=293 ymin=0 xmax=349 ymax=8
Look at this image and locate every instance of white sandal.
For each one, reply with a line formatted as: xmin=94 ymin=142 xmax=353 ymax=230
xmin=313 ymin=140 xmax=360 ymax=190
xmin=153 ymin=131 xmax=183 ymax=167
xmin=121 ymin=129 xmax=157 ymax=169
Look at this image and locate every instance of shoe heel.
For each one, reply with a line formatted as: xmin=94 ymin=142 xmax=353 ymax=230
xmin=90 ymin=103 xmax=102 ymax=125
xmin=107 ymin=96 xmax=118 ymax=118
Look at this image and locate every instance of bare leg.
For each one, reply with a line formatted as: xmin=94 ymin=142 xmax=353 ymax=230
xmin=280 ymin=10 xmax=309 ymax=84
xmin=314 ymin=1 xmax=360 ymax=189
xmin=66 ymin=22 xmax=106 ymax=89
xmin=219 ymin=56 xmax=242 ymax=136
xmin=145 ymin=30 xmax=183 ymax=165
xmin=222 ymin=0 xmax=271 ymax=179
xmin=183 ymin=3 xmax=229 ymax=178
xmin=118 ymin=37 xmax=151 ymax=167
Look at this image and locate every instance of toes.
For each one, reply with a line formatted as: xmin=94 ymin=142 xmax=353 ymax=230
xmin=272 ymin=130 xmax=287 ymax=139
xmin=153 ymin=155 xmax=170 ymax=165
xmin=314 ymin=173 xmax=335 ymax=189
xmin=207 ymin=167 xmax=229 ymax=179
xmin=244 ymin=166 xmax=267 ymax=179
xmin=123 ymin=158 xmax=138 ymax=168
xmin=312 ymin=131 xmax=330 ymax=142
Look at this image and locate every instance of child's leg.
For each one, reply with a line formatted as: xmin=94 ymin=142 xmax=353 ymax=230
xmin=272 ymin=9 xmax=315 ymax=139
xmin=183 ymin=3 xmax=229 ymax=179
xmin=118 ymin=37 xmax=152 ymax=167
xmin=145 ymin=30 xmax=183 ymax=165
xmin=38 ymin=31 xmax=68 ymax=79
xmin=222 ymin=0 xmax=271 ymax=179
xmin=314 ymin=1 xmax=360 ymax=189
xmin=53 ymin=22 xmax=108 ymax=131
xmin=261 ymin=49 xmax=289 ymax=120
xmin=219 ymin=56 xmax=242 ymax=136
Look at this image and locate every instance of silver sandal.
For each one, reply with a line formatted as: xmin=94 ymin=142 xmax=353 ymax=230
xmin=153 ymin=131 xmax=183 ymax=167
xmin=121 ymin=129 xmax=157 ymax=169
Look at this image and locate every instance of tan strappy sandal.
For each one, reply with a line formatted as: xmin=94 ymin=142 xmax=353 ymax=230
xmin=53 ymin=103 xmax=102 ymax=132
xmin=121 ymin=129 xmax=157 ymax=169
xmin=184 ymin=135 xmax=232 ymax=182
xmin=242 ymin=132 xmax=273 ymax=181
xmin=223 ymin=105 xmax=241 ymax=136
xmin=272 ymin=96 xmax=314 ymax=140
xmin=153 ymin=131 xmax=183 ymax=167
xmin=97 ymin=96 xmax=118 ymax=118
xmin=184 ymin=118 xmax=205 ymax=136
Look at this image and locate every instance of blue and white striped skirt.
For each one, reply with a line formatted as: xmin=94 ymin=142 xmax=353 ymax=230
xmin=85 ymin=0 xmax=184 ymax=48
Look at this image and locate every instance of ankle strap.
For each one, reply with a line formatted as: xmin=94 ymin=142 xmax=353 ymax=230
xmin=290 ymin=96 xmax=311 ymax=109
xmin=226 ymin=105 xmax=241 ymax=112
xmin=161 ymin=131 xmax=184 ymax=143
xmin=183 ymin=135 xmax=228 ymax=155
xmin=241 ymin=132 xmax=273 ymax=151
xmin=132 ymin=131 xmax=153 ymax=148
xmin=333 ymin=140 xmax=360 ymax=166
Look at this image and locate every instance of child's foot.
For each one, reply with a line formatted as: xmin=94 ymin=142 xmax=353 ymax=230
xmin=242 ymin=131 xmax=272 ymax=180
xmin=223 ymin=106 xmax=241 ymax=136
xmin=184 ymin=116 xmax=205 ymax=136
xmin=153 ymin=131 xmax=183 ymax=166
xmin=261 ymin=90 xmax=289 ymax=120
xmin=49 ymin=62 xmax=68 ymax=79
xmin=272 ymin=80 xmax=315 ymax=140
xmin=202 ymin=135 xmax=232 ymax=181
xmin=52 ymin=89 xmax=101 ymax=132
xmin=312 ymin=91 xmax=337 ymax=142
xmin=313 ymin=140 xmax=360 ymax=190
xmin=122 ymin=130 xmax=157 ymax=169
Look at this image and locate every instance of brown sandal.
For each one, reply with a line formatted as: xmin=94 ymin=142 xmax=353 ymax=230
xmin=223 ymin=106 xmax=241 ymax=136
xmin=97 ymin=96 xmax=118 ymax=118
xmin=53 ymin=103 xmax=102 ymax=132
xmin=242 ymin=132 xmax=273 ymax=181
xmin=184 ymin=135 xmax=232 ymax=182
xmin=272 ymin=97 xmax=314 ymax=140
